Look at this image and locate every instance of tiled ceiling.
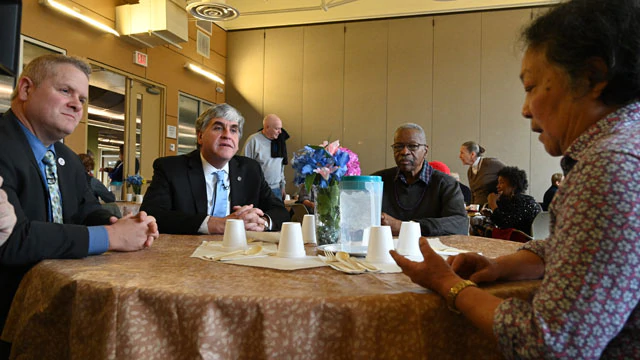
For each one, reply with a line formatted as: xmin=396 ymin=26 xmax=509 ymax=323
xmin=209 ymin=0 xmax=559 ymax=30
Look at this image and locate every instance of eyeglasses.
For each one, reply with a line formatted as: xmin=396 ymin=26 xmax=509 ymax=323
xmin=391 ymin=143 xmax=427 ymax=152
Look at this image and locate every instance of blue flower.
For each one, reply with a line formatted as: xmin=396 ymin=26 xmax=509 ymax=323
xmin=291 ymin=141 xmax=353 ymax=189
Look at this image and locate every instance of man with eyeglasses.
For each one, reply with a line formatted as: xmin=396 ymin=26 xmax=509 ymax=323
xmin=372 ymin=123 xmax=468 ymax=236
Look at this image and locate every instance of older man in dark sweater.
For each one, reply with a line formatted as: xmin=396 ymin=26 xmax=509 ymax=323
xmin=373 ymin=123 xmax=468 ymax=236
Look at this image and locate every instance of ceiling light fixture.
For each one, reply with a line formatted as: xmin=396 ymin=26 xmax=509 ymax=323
xmin=185 ymin=63 xmax=224 ymax=84
xmin=39 ymin=0 xmax=119 ymax=37
xmin=186 ymin=1 xmax=240 ymax=21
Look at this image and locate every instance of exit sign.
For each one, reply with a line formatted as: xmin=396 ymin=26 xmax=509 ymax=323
xmin=134 ymin=51 xmax=148 ymax=67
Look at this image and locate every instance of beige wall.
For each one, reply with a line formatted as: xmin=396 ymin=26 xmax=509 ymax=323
xmin=227 ymin=8 xmax=562 ymax=201
xmin=20 ymin=0 xmax=227 ymax=157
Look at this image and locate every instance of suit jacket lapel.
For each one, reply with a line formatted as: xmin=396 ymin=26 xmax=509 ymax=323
xmin=187 ymin=150 xmax=208 ymax=214
xmin=53 ymin=143 xmax=74 ymax=218
xmin=228 ymin=157 xmax=240 ymax=207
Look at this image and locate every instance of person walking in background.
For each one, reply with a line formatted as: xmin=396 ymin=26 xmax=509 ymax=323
xmin=542 ymin=172 xmax=563 ymax=211
xmin=459 ymin=141 xmax=505 ymax=206
xmin=79 ymin=153 xmax=115 ymax=203
xmin=391 ymin=0 xmax=640 ymax=357
xmin=242 ymin=114 xmax=289 ymax=200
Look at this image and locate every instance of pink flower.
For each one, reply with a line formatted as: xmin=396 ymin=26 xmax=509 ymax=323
xmin=320 ymin=140 xmax=341 ymax=156
xmin=340 ymin=147 xmax=361 ymax=176
xmin=314 ymin=167 xmax=332 ymax=181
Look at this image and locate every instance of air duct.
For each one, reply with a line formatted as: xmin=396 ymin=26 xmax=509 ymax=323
xmin=116 ymin=0 xmax=188 ymax=48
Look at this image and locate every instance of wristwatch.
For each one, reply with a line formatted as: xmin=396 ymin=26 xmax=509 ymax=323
xmin=260 ymin=215 xmax=271 ymax=230
xmin=446 ymin=279 xmax=477 ymax=314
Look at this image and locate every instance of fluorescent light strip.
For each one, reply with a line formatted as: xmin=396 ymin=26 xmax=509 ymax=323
xmin=88 ymin=106 xmax=125 ymax=120
xmin=185 ymin=63 xmax=225 ymax=84
xmin=42 ymin=0 xmax=119 ymax=37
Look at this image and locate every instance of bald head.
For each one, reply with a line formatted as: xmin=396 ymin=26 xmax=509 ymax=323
xmin=262 ymin=114 xmax=283 ymax=140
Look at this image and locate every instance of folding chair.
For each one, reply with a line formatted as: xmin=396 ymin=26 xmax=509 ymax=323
xmin=531 ymin=211 xmax=550 ymax=240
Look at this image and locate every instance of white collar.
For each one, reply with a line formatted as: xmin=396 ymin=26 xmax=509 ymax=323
xmin=200 ymin=152 xmax=230 ymax=175
xmin=471 ymin=156 xmax=483 ymax=174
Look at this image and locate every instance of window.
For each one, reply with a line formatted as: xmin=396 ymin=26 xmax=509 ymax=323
xmin=177 ymin=93 xmax=213 ymax=155
xmin=0 ymin=36 xmax=64 ymax=113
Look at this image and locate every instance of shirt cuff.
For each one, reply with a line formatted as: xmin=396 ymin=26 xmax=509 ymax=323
xmin=87 ymin=226 xmax=109 ymax=255
xmin=198 ymin=215 xmax=211 ymax=234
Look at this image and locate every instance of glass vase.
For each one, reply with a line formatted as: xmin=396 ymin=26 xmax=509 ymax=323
xmin=312 ymin=183 xmax=341 ymax=246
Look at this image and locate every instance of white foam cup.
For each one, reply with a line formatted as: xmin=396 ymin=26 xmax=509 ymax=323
xmin=361 ymin=226 xmax=371 ymax=246
xmin=222 ymin=219 xmax=248 ymax=250
xmin=301 ymin=214 xmax=317 ymax=244
xmin=278 ymin=222 xmax=306 ymax=258
xmin=126 ymin=193 xmax=133 ymax=202
xmin=366 ymin=225 xmax=394 ymax=263
xmin=396 ymin=221 xmax=422 ymax=256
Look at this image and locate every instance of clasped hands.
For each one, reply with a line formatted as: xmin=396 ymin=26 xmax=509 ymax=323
xmin=106 ymin=211 xmax=159 ymax=251
xmin=390 ymin=237 xmax=502 ymax=298
xmin=208 ymin=204 xmax=269 ymax=234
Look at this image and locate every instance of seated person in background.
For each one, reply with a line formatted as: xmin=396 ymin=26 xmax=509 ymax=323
xmin=485 ymin=166 xmax=541 ymax=236
xmin=373 ymin=123 xmax=467 ymax=236
xmin=79 ymin=153 xmax=115 ymax=203
xmin=141 ymin=103 xmax=290 ymax=234
xmin=459 ymin=141 xmax=505 ymax=205
xmin=542 ymin=172 xmax=563 ymax=211
xmin=450 ymin=172 xmax=472 ymax=205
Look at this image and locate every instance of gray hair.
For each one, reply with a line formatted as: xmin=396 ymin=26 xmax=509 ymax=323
xmin=11 ymin=54 xmax=91 ymax=100
xmin=394 ymin=123 xmax=427 ymax=143
xmin=195 ymin=103 xmax=245 ymax=138
xmin=461 ymin=141 xmax=486 ymax=156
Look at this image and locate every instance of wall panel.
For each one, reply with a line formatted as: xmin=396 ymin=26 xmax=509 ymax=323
xmin=263 ymin=27 xmax=304 ymax=190
xmin=387 ymin=17 xmax=433 ymax=169
xmin=302 ymin=24 xmax=345 ymax=149
xmin=432 ymin=13 xmax=482 ymax=181
xmin=343 ymin=21 xmax=388 ymax=175
xmin=227 ymin=30 xmax=265 ymax=133
xmin=481 ymin=9 xmax=532 ymax=184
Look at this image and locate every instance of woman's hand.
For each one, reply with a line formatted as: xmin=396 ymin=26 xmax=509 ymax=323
xmin=390 ymin=237 xmax=461 ymax=297
xmin=487 ymin=192 xmax=500 ymax=210
xmin=447 ymin=252 xmax=502 ymax=283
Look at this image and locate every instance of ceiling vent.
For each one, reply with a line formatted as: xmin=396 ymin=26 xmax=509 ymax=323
xmin=186 ymin=1 xmax=239 ymax=21
xmin=116 ymin=0 xmax=188 ymax=48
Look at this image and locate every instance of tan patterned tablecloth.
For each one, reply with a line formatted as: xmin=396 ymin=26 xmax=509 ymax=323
xmin=2 ymin=235 xmax=539 ymax=360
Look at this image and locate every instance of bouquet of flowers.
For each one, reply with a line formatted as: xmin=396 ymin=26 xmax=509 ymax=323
xmin=292 ymin=140 xmax=360 ymax=191
xmin=292 ymin=140 xmax=360 ymax=245
xmin=126 ymin=174 xmax=145 ymax=195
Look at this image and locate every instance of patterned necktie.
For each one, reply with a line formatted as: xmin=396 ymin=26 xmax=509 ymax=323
xmin=43 ymin=150 xmax=63 ymax=224
xmin=211 ymin=170 xmax=228 ymax=217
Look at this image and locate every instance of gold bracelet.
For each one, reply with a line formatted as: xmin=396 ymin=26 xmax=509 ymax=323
xmin=446 ymin=279 xmax=477 ymax=314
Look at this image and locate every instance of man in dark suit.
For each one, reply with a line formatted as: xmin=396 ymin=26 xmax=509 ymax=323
xmin=0 ymin=55 xmax=159 ymax=348
xmin=141 ymin=103 xmax=289 ymax=235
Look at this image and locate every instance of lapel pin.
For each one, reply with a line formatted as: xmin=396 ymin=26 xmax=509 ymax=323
xmin=237 ymin=176 xmax=242 ymax=182
xmin=58 ymin=157 xmax=65 ymax=166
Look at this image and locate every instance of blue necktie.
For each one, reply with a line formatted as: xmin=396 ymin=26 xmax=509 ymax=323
xmin=211 ymin=170 xmax=228 ymax=217
xmin=43 ymin=150 xmax=63 ymax=223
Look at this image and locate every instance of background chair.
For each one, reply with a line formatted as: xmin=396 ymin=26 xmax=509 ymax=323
xmin=491 ymin=227 xmax=533 ymax=243
xmin=531 ymin=211 xmax=550 ymax=240
xmin=289 ymin=203 xmax=309 ymax=223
